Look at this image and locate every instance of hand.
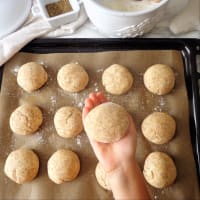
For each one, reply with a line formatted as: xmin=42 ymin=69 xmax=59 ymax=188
xmin=82 ymin=92 xmax=137 ymax=173
xmin=83 ymin=92 xmax=150 ymax=200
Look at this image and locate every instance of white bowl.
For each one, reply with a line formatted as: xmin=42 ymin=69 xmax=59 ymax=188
xmin=34 ymin=0 xmax=80 ymax=28
xmin=83 ymin=0 xmax=169 ymax=37
xmin=0 ymin=0 xmax=31 ymax=39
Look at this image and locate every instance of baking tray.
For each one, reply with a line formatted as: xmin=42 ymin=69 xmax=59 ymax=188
xmin=1 ymin=38 xmax=200 ymax=183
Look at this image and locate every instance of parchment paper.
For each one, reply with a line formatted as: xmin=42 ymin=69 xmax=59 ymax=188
xmin=0 ymin=50 xmax=199 ymax=200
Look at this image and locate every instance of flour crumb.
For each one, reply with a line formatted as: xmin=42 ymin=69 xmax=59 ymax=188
xmin=11 ymin=65 xmax=20 ymax=76
xmin=154 ymin=106 xmax=162 ymax=112
xmin=154 ymin=195 xmax=158 ymax=200
xmin=50 ymin=96 xmax=57 ymax=105
xmin=96 ymin=68 xmax=104 ymax=73
xmin=94 ymin=82 xmax=99 ymax=92
xmin=39 ymin=61 xmax=45 ymax=66
xmin=159 ymin=96 xmax=165 ymax=107
xmin=76 ymin=135 xmax=82 ymax=147
xmin=78 ymin=101 xmax=83 ymax=109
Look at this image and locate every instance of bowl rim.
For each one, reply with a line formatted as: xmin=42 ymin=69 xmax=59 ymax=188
xmin=84 ymin=0 xmax=169 ymax=16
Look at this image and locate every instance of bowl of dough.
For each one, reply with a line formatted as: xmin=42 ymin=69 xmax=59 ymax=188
xmin=82 ymin=0 xmax=169 ymax=37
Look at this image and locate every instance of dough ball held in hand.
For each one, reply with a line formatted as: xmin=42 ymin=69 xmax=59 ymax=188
xmin=54 ymin=106 xmax=83 ymax=138
xmin=9 ymin=104 xmax=43 ymax=135
xmin=84 ymin=102 xmax=129 ymax=143
xmin=17 ymin=62 xmax=48 ymax=93
xmin=57 ymin=63 xmax=89 ymax=92
xmin=141 ymin=112 xmax=176 ymax=145
xmin=47 ymin=149 xmax=80 ymax=184
xmin=4 ymin=149 xmax=39 ymax=184
xmin=144 ymin=64 xmax=175 ymax=95
xmin=95 ymin=162 xmax=111 ymax=190
xmin=143 ymin=152 xmax=177 ymax=189
xmin=102 ymin=64 xmax=133 ymax=95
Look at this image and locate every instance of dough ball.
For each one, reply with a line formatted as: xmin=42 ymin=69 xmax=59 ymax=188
xmin=17 ymin=62 xmax=48 ymax=92
xmin=57 ymin=63 xmax=89 ymax=92
xmin=47 ymin=149 xmax=80 ymax=184
xmin=141 ymin=112 xmax=176 ymax=144
xmin=143 ymin=152 xmax=177 ymax=189
xmin=4 ymin=149 xmax=39 ymax=184
xmin=102 ymin=64 xmax=133 ymax=95
xmin=84 ymin=102 xmax=129 ymax=143
xmin=143 ymin=64 xmax=175 ymax=95
xmin=9 ymin=104 xmax=43 ymax=135
xmin=54 ymin=106 xmax=83 ymax=138
xmin=95 ymin=162 xmax=111 ymax=190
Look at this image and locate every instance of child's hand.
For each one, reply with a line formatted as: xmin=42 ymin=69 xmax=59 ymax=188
xmin=82 ymin=92 xmax=137 ymax=173
xmin=83 ymin=92 xmax=150 ymax=199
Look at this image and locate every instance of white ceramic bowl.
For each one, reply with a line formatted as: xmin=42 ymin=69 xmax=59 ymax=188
xmin=34 ymin=0 xmax=80 ymax=28
xmin=0 ymin=0 xmax=31 ymax=39
xmin=83 ymin=0 xmax=169 ymax=37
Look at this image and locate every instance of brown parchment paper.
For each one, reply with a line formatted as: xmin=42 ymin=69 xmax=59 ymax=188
xmin=0 ymin=50 xmax=199 ymax=200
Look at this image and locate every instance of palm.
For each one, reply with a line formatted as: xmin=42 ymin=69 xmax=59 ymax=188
xmin=83 ymin=92 xmax=137 ymax=172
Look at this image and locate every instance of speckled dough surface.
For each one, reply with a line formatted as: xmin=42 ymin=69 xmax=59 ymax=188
xmin=84 ymin=102 xmax=129 ymax=143
xmin=54 ymin=106 xmax=83 ymax=138
xmin=9 ymin=104 xmax=43 ymax=135
xmin=57 ymin=63 xmax=89 ymax=92
xmin=95 ymin=162 xmax=111 ymax=190
xmin=102 ymin=64 xmax=133 ymax=95
xmin=141 ymin=112 xmax=176 ymax=144
xmin=143 ymin=152 xmax=177 ymax=189
xmin=144 ymin=64 xmax=175 ymax=95
xmin=17 ymin=62 xmax=48 ymax=93
xmin=4 ymin=149 xmax=39 ymax=184
xmin=47 ymin=149 xmax=80 ymax=184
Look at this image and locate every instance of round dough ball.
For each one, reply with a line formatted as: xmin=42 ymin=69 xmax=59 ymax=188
xmin=4 ymin=149 xmax=39 ymax=184
xmin=54 ymin=106 xmax=83 ymax=138
xmin=143 ymin=152 xmax=177 ymax=189
xmin=17 ymin=62 xmax=48 ymax=92
xmin=57 ymin=63 xmax=89 ymax=92
xmin=95 ymin=162 xmax=111 ymax=190
xmin=84 ymin=102 xmax=129 ymax=143
xmin=9 ymin=104 xmax=43 ymax=135
xmin=102 ymin=64 xmax=133 ymax=95
xmin=141 ymin=112 xmax=176 ymax=144
xmin=47 ymin=149 xmax=80 ymax=184
xmin=143 ymin=64 xmax=175 ymax=95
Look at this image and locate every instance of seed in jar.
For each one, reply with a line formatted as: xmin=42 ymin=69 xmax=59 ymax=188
xmin=46 ymin=0 xmax=72 ymax=17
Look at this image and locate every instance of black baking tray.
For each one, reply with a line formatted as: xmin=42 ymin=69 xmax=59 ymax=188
xmin=2 ymin=38 xmax=200 ymax=182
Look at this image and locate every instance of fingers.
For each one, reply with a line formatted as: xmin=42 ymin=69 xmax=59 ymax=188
xmin=89 ymin=93 xmax=99 ymax=107
xmin=89 ymin=92 xmax=107 ymax=106
xmin=84 ymin=98 xmax=94 ymax=109
xmin=82 ymin=92 xmax=107 ymax=119
xmin=89 ymin=93 xmax=96 ymax=101
xmin=82 ymin=99 xmax=94 ymax=119
xmin=82 ymin=107 xmax=90 ymax=119
xmin=96 ymin=92 xmax=107 ymax=103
